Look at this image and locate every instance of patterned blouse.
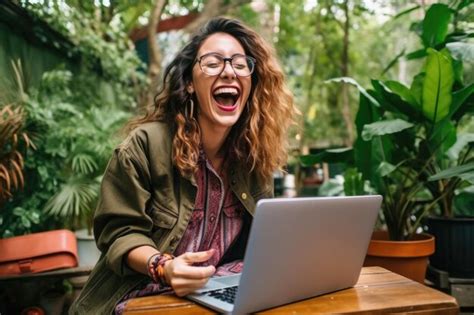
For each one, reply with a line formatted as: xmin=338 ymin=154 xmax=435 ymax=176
xmin=114 ymin=153 xmax=245 ymax=314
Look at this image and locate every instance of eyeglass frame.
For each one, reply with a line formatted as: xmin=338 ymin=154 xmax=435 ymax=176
xmin=194 ymin=52 xmax=257 ymax=77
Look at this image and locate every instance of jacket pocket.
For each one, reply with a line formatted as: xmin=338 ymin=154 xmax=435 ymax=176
xmin=151 ymin=207 xmax=178 ymax=229
xmin=150 ymin=207 xmax=178 ymax=249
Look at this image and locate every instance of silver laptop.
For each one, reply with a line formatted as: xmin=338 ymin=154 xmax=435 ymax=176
xmin=187 ymin=195 xmax=382 ymax=314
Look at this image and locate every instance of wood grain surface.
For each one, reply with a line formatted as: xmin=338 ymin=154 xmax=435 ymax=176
xmin=123 ymin=267 xmax=459 ymax=314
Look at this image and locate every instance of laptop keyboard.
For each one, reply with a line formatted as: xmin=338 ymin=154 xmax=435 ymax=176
xmin=206 ymin=286 xmax=238 ymax=304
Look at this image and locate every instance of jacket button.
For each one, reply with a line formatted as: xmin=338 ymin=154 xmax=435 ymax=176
xmin=231 ymin=179 xmax=236 ymax=185
xmin=241 ymin=193 xmax=247 ymax=200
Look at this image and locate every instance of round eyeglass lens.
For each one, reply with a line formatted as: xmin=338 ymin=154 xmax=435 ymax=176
xmin=232 ymin=55 xmax=254 ymax=77
xmin=200 ymin=54 xmax=224 ymax=76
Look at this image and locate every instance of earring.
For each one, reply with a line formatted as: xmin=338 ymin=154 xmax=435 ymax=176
xmin=185 ymin=97 xmax=194 ymax=119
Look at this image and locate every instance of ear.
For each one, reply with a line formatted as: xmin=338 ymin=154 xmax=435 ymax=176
xmin=186 ymin=82 xmax=194 ymax=94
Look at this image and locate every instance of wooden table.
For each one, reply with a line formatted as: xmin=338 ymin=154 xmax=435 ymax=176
xmin=123 ymin=267 xmax=459 ymax=314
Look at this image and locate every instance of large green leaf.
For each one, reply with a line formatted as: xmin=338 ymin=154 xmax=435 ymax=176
xmin=422 ymin=48 xmax=454 ymax=123
xmin=362 ymin=119 xmax=414 ymax=141
xmin=371 ymin=80 xmax=422 ymax=119
xmin=452 ymin=58 xmax=464 ymax=85
xmin=354 ymin=94 xmax=385 ymax=183
xmin=325 ymin=77 xmax=380 ymax=107
xmin=376 ymin=161 xmax=396 ymax=177
xmin=384 ymin=80 xmax=419 ymax=107
xmin=422 ymin=4 xmax=452 ymax=48
xmin=450 ymin=83 xmax=474 ymax=120
xmin=428 ymin=119 xmax=457 ymax=158
xmin=406 ymin=48 xmax=428 ymax=60
xmin=411 ymin=73 xmax=425 ymax=106
xmin=454 ymin=189 xmax=474 ymax=216
xmin=429 ymin=162 xmax=474 ymax=181
xmin=355 ymin=91 xmax=382 ymax=136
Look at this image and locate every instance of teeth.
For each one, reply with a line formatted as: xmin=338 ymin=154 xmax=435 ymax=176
xmin=213 ymin=87 xmax=239 ymax=96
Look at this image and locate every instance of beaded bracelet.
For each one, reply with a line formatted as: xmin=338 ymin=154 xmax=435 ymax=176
xmin=147 ymin=253 xmax=174 ymax=285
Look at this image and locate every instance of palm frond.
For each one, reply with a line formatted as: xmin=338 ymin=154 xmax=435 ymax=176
xmin=71 ymin=153 xmax=99 ymax=174
xmin=44 ymin=176 xmax=99 ymax=219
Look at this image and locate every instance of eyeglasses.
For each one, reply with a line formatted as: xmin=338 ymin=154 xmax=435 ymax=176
xmin=196 ymin=53 xmax=256 ymax=77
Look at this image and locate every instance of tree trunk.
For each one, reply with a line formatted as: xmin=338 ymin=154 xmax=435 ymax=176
xmin=340 ymin=0 xmax=354 ymax=147
xmin=182 ymin=0 xmax=250 ymax=33
xmin=145 ymin=0 xmax=168 ymax=107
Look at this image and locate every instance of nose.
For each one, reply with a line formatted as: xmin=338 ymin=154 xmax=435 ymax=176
xmin=220 ymin=60 xmax=236 ymax=79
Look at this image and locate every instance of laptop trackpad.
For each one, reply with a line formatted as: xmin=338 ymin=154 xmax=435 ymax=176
xmin=193 ymin=274 xmax=241 ymax=294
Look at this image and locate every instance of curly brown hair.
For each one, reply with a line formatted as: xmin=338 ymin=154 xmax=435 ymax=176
xmin=126 ymin=17 xmax=296 ymax=183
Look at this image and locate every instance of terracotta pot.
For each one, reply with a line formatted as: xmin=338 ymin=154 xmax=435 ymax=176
xmin=363 ymin=231 xmax=435 ymax=283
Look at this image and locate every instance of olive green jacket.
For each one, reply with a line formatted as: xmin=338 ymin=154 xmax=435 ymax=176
xmin=69 ymin=121 xmax=273 ymax=314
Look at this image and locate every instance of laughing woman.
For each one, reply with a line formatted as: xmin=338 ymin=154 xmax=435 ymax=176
xmin=69 ymin=17 xmax=296 ymax=314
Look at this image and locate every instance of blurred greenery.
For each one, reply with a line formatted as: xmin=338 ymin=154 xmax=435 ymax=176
xmin=302 ymin=0 xmax=474 ymax=241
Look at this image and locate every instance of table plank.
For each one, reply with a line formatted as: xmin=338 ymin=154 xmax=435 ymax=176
xmin=124 ymin=267 xmax=459 ymax=315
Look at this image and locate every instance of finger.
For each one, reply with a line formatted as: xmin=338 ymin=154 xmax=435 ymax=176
xmin=183 ymin=249 xmax=216 ymax=264
xmin=174 ymin=265 xmax=216 ymax=280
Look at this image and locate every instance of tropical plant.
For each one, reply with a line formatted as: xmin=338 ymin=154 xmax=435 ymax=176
xmin=0 ymin=67 xmax=132 ymax=238
xmin=301 ymin=1 xmax=474 ymax=241
xmin=1 ymin=1 xmax=144 ymax=237
xmin=25 ymin=69 xmax=131 ymax=234
xmin=0 ymin=105 xmax=35 ymax=206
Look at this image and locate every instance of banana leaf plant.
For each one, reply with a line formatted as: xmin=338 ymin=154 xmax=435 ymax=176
xmin=302 ymin=2 xmax=474 ymax=241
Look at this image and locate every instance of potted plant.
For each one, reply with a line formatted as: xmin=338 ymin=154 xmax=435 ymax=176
xmin=424 ymin=130 xmax=473 ymax=278
xmin=301 ymin=2 xmax=473 ymax=283
xmin=405 ymin=1 xmax=474 ymax=280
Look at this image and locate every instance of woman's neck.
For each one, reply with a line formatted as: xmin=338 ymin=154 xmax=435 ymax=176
xmin=199 ymin=122 xmax=231 ymax=173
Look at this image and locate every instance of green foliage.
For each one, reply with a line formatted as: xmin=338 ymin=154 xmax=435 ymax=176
xmin=0 ymin=1 xmax=148 ymax=237
xmin=454 ymin=186 xmax=474 ymax=216
xmin=0 ymin=67 xmax=131 ymax=237
xmin=22 ymin=1 xmax=146 ymax=88
xmin=274 ymin=0 xmax=391 ymax=147
xmin=421 ymin=4 xmax=452 ymax=48
xmin=343 ymin=168 xmax=365 ymax=196
xmin=423 ymin=48 xmax=454 ymax=123
xmin=301 ymin=1 xmax=474 ymax=241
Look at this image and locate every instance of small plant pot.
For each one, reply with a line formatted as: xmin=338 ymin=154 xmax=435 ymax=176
xmin=363 ymin=231 xmax=435 ymax=283
xmin=75 ymin=229 xmax=101 ymax=267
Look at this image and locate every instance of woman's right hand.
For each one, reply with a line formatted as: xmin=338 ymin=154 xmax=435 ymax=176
xmin=163 ymin=249 xmax=216 ymax=296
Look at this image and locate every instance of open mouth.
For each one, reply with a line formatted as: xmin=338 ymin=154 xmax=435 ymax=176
xmin=212 ymin=86 xmax=240 ymax=111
